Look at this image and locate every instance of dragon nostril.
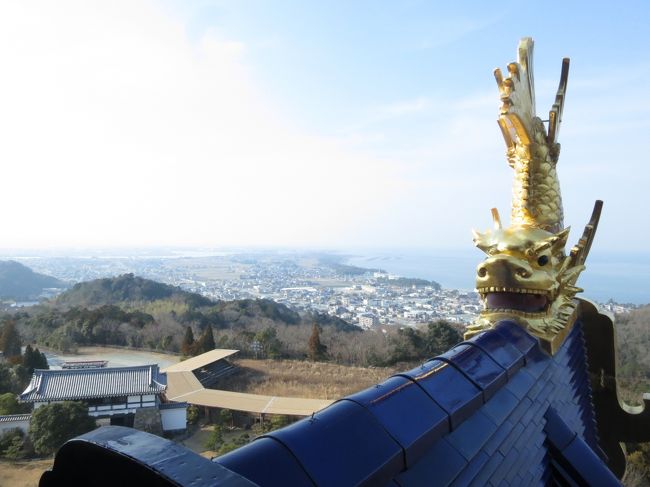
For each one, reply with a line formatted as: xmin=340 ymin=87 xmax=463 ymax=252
xmin=477 ymin=267 xmax=487 ymax=278
xmin=516 ymin=267 xmax=530 ymax=278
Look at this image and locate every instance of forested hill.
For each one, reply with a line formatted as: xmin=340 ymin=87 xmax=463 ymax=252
xmin=54 ymin=273 xmax=212 ymax=308
xmin=11 ymin=274 xmax=359 ymax=355
xmin=0 ymin=260 xmax=65 ymax=299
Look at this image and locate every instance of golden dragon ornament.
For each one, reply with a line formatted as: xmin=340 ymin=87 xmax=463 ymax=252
xmin=464 ymin=38 xmax=602 ymax=354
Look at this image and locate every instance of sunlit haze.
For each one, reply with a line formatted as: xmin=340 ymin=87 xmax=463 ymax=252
xmin=0 ymin=1 xmax=648 ymax=251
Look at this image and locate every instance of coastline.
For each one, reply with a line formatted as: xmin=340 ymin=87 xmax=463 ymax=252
xmin=343 ymin=249 xmax=650 ymax=305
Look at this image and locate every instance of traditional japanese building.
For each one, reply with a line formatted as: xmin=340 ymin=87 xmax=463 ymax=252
xmin=20 ymin=364 xmax=166 ymax=415
xmin=18 ymin=364 xmax=186 ymax=432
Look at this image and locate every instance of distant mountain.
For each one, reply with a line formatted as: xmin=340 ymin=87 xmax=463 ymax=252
xmin=0 ymin=260 xmax=65 ymax=300
xmin=55 ymin=273 xmax=212 ymax=308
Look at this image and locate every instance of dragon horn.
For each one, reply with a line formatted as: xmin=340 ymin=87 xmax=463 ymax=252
xmin=547 ymin=58 xmax=570 ymax=145
xmin=570 ymin=200 xmax=603 ymax=267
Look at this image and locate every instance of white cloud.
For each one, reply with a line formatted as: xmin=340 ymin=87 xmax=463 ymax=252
xmin=0 ymin=1 xmax=403 ymax=249
xmin=0 ymin=2 xmax=647 ymax=253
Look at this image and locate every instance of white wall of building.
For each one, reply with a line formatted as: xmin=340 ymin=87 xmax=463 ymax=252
xmin=0 ymin=417 xmax=30 ymax=434
xmin=160 ymin=407 xmax=186 ymax=431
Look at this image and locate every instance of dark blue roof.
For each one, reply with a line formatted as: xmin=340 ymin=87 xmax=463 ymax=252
xmin=216 ymin=320 xmax=617 ymax=486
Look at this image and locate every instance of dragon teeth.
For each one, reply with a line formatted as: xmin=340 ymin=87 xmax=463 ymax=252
xmin=477 ymin=286 xmax=547 ymax=296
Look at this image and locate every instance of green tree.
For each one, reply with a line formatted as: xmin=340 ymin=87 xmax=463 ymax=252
xmin=22 ymin=344 xmax=47 ymax=374
xmin=388 ymin=327 xmax=425 ymax=364
xmin=0 ymin=363 xmax=30 ymax=395
xmin=3 ymin=434 xmax=26 ymax=459
xmin=308 ymin=323 xmax=328 ymax=361
xmin=181 ymin=326 xmax=195 ymax=356
xmin=203 ymin=424 xmax=223 ymax=451
xmin=0 ymin=320 xmax=22 ymax=359
xmin=219 ymin=408 xmax=233 ymax=427
xmin=0 ymin=392 xmax=27 ymax=415
xmin=34 ymin=347 xmax=49 ymax=370
xmin=30 ymin=401 xmax=96 ymax=455
xmin=0 ymin=428 xmax=28 ymax=459
xmin=423 ymin=320 xmax=462 ymax=356
xmin=261 ymin=414 xmax=292 ymax=433
xmin=199 ymin=326 xmax=215 ymax=353
xmin=186 ymin=404 xmax=199 ymax=425
xmin=255 ymin=327 xmax=283 ymax=359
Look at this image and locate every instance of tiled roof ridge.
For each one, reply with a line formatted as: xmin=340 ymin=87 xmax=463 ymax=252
xmin=33 ymin=363 xmax=160 ymax=375
xmin=419 ymin=320 xmax=534 ymax=421
xmin=19 ymin=364 xmax=168 ymax=403
xmin=215 ymin=319 xmax=606 ymax=486
xmin=0 ymin=413 xmax=32 ymax=422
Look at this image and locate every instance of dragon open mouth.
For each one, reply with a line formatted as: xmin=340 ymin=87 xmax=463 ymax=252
xmin=478 ymin=287 xmax=549 ymax=313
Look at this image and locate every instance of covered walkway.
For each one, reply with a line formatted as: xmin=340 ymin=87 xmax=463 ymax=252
xmin=163 ymin=350 xmax=334 ymax=416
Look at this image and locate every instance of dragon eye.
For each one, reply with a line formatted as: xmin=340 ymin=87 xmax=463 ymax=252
xmin=537 ymin=255 xmax=549 ymax=266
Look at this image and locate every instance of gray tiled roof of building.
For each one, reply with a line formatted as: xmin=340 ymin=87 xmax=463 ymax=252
xmin=19 ymin=365 xmax=166 ymax=403
xmin=0 ymin=414 xmax=31 ymax=423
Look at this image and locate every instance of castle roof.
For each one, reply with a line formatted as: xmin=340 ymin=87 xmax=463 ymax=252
xmin=214 ymin=316 xmax=620 ymax=486
xmin=19 ymin=364 xmax=166 ymax=403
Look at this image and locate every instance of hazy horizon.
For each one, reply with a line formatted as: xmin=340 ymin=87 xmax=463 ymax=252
xmin=2 ymin=244 xmax=648 ymax=305
xmin=0 ymin=2 xmax=648 ymax=251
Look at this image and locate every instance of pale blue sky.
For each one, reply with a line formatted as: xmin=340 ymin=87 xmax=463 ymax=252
xmin=0 ymin=1 xmax=647 ymax=251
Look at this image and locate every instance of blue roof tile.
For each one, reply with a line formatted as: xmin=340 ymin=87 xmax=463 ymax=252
xmin=482 ymin=420 xmax=512 ymax=457
xmin=264 ymin=399 xmax=403 ymax=487
xmin=345 ymin=375 xmax=449 ymax=467
xmin=446 ymin=409 xmax=497 ymax=461
xmin=503 ymin=369 xmax=535 ymax=399
xmin=520 ymin=346 xmax=551 ymax=379
xmin=497 ymin=422 xmax=524 ymax=457
xmin=544 ymin=407 xmax=577 ymax=451
xmin=511 ymin=440 xmax=538 ymax=479
xmin=493 ymin=321 xmax=539 ymax=358
xmin=438 ymin=344 xmax=507 ymax=402
xmin=560 ymin=438 xmax=621 ymax=486
xmin=506 ymin=396 xmax=532 ymax=426
xmin=513 ymin=422 xmax=541 ymax=457
xmin=466 ymin=332 xmax=524 ymax=379
xmin=399 ymin=360 xmax=482 ymax=429
xmin=489 ymin=448 xmax=519 ymax=485
xmin=449 ymin=451 xmax=489 ymax=487
xmin=526 ymin=374 xmax=546 ymax=401
xmin=395 ymin=437 xmax=467 ymax=487
xmin=468 ymin=451 xmax=504 ymax=487
xmin=216 ymin=437 xmax=315 ymax=487
xmin=481 ymin=388 xmax=519 ymax=425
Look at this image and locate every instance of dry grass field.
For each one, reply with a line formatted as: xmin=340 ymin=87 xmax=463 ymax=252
xmin=0 ymin=459 xmax=53 ymax=487
xmin=221 ymin=359 xmax=399 ymax=399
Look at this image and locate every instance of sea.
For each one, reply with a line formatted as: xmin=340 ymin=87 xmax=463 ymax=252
xmin=344 ymin=248 xmax=650 ymax=305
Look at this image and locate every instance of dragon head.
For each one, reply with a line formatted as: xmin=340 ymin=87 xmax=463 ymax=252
xmin=465 ymin=39 xmax=602 ymax=353
xmin=471 ymin=220 xmax=584 ymax=337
